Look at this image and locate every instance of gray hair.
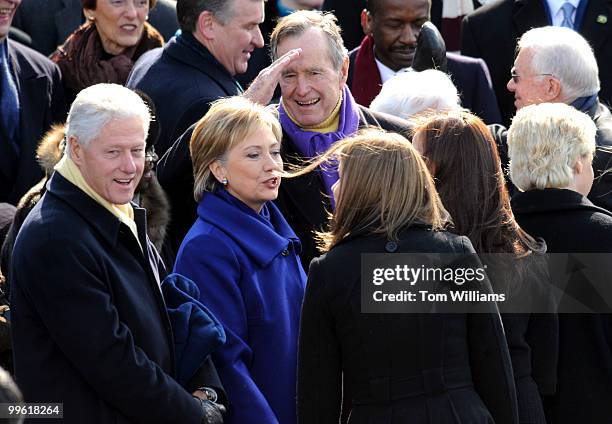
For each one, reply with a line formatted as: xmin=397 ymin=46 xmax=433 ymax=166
xmin=177 ymin=0 xmax=236 ymax=32
xmin=270 ymin=10 xmax=348 ymax=71
xmin=517 ymin=26 xmax=599 ymax=103
xmin=508 ymin=102 xmax=596 ymax=191
xmin=65 ymin=84 xmax=150 ymax=158
xmin=370 ymin=70 xmax=461 ymax=119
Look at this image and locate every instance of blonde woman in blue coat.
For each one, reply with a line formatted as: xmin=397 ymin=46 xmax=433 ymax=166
xmin=174 ymin=96 xmax=307 ymax=424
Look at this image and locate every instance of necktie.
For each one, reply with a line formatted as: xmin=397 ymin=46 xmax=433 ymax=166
xmin=560 ymin=2 xmax=576 ymax=29
xmin=0 ymin=42 xmax=20 ymax=150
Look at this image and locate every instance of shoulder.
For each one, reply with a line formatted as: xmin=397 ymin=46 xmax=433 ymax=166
xmin=9 ymin=40 xmax=61 ymax=76
xmin=465 ymin=0 xmax=514 ymax=21
xmin=447 ymin=52 xmax=487 ymax=69
xmin=178 ymin=221 xmax=241 ymax=263
xmin=12 ymin=194 xmax=97 ymax=270
xmin=357 ymin=105 xmax=412 ymax=136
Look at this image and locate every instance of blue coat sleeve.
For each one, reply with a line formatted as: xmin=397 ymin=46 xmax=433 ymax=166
xmin=174 ymin=232 xmax=280 ymax=424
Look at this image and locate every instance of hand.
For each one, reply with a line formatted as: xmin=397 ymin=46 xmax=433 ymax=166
xmin=193 ymin=395 xmax=226 ymax=424
xmin=242 ymin=48 xmax=302 ymax=105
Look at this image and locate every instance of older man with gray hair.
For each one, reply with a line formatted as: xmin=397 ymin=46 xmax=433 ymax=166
xmin=494 ymin=26 xmax=612 ymax=211
xmin=10 ymin=84 xmax=225 ymax=424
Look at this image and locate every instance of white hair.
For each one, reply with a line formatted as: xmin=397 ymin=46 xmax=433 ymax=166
xmin=65 ymin=84 xmax=150 ymax=158
xmin=508 ymin=102 xmax=596 ymax=191
xmin=518 ymin=26 xmax=599 ymax=103
xmin=370 ymin=70 xmax=461 ymax=120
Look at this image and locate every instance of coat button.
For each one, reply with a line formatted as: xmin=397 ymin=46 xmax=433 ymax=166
xmin=385 ymin=241 xmax=398 ymax=252
xmin=281 ymin=249 xmax=289 ymax=256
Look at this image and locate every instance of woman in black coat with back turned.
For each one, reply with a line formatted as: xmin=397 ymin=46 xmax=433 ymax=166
xmin=290 ymin=129 xmax=518 ymax=424
xmin=507 ymin=102 xmax=612 ymax=424
xmin=411 ymin=110 xmax=557 ymax=424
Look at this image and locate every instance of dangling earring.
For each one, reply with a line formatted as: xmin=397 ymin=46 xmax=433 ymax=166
xmin=222 ymin=178 xmax=228 ymax=186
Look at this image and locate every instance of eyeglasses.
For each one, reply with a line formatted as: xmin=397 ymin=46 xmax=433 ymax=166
xmin=510 ymin=69 xmax=554 ymax=83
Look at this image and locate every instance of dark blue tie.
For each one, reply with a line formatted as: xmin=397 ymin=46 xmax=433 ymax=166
xmin=0 ymin=41 xmax=20 ymax=151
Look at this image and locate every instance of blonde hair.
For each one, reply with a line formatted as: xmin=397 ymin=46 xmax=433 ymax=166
xmin=508 ymin=102 xmax=596 ymax=191
xmin=286 ymin=128 xmax=450 ymax=251
xmin=190 ymin=96 xmax=282 ymax=202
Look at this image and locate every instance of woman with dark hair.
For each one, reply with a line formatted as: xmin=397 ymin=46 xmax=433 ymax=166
xmin=412 ymin=110 xmax=557 ymax=424
xmin=50 ymin=0 xmax=164 ymax=103
xmin=293 ymin=129 xmax=518 ymax=424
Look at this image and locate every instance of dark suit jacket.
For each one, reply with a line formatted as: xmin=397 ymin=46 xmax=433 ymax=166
xmin=11 ymin=0 xmax=178 ymax=56
xmin=491 ymin=101 xmax=612 ymax=212
xmin=461 ymin=0 xmax=612 ymax=126
xmin=0 ymin=40 xmax=66 ymax=205
xmin=10 ymin=173 xmax=223 ymax=423
xmin=347 ymin=45 xmax=502 ymax=124
xmin=298 ymin=227 xmax=518 ymax=424
xmin=127 ymin=32 xmax=242 ymax=157
xmin=511 ymin=188 xmax=612 ymax=424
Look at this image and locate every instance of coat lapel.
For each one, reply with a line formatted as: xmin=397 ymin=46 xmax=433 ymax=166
xmin=10 ymin=46 xmax=46 ymax=203
xmin=580 ymin=0 xmax=612 ymax=51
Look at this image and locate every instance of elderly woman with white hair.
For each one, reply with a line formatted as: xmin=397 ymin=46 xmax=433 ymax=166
xmin=508 ymin=102 xmax=612 ymax=424
xmin=370 ymin=69 xmax=461 ymax=121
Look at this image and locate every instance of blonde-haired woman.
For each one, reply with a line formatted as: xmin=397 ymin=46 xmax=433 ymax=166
xmin=508 ymin=102 xmax=612 ymax=424
xmin=293 ymin=129 xmax=518 ymax=424
xmin=174 ymin=96 xmax=306 ymax=424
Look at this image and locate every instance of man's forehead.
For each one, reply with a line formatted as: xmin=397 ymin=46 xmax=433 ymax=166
xmin=371 ymin=0 xmax=431 ymax=18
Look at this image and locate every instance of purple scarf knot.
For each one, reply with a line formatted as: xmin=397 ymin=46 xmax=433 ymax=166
xmin=279 ymin=85 xmax=360 ymax=207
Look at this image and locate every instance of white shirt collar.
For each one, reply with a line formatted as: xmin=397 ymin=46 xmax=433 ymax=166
xmin=373 ymin=44 xmax=409 ymax=83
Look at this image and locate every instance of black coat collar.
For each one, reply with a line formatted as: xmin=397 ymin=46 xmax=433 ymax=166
xmin=164 ymin=33 xmax=242 ymax=94
xmin=511 ymin=188 xmax=612 ymax=217
xmin=45 ymin=172 xmax=148 ymax=251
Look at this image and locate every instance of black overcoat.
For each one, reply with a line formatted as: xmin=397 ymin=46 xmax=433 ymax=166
xmin=298 ymin=226 xmax=519 ymax=424
xmin=10 ymin=173 xmax=221 ymax=423
xmin=512 ymin=188 xmax=612 ymax=424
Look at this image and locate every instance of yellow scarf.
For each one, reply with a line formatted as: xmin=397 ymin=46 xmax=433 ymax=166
xmin=286 ymin=91 xmax=343 ymax=133
xmin=55 ymin=155 xmax=142 ymax=250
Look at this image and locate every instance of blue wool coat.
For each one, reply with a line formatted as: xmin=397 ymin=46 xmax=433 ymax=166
xmin=174 ymin=189 xmax=307 ymax=424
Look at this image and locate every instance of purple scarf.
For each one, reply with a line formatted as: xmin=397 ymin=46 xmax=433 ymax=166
xmin=279 ymin=85 xmax=360 ymax=207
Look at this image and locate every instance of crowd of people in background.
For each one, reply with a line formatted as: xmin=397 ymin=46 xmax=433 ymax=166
xmin=0 ymin=0 xmax=611 ymax=423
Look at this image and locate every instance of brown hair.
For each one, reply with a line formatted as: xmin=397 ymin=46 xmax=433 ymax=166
xmin=190 ymin=96 xmax=282 ymax=202
xmin=81 ymin=0 xmax=157 ymax=10
xmin=412 ymin=110 xmax=539 ymax=255
xmin=286 ymin=128 xmax=450 ymax=252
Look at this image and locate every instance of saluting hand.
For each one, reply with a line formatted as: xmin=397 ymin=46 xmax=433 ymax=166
xmin=242 ymin=48 xmax=302 ymax=105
